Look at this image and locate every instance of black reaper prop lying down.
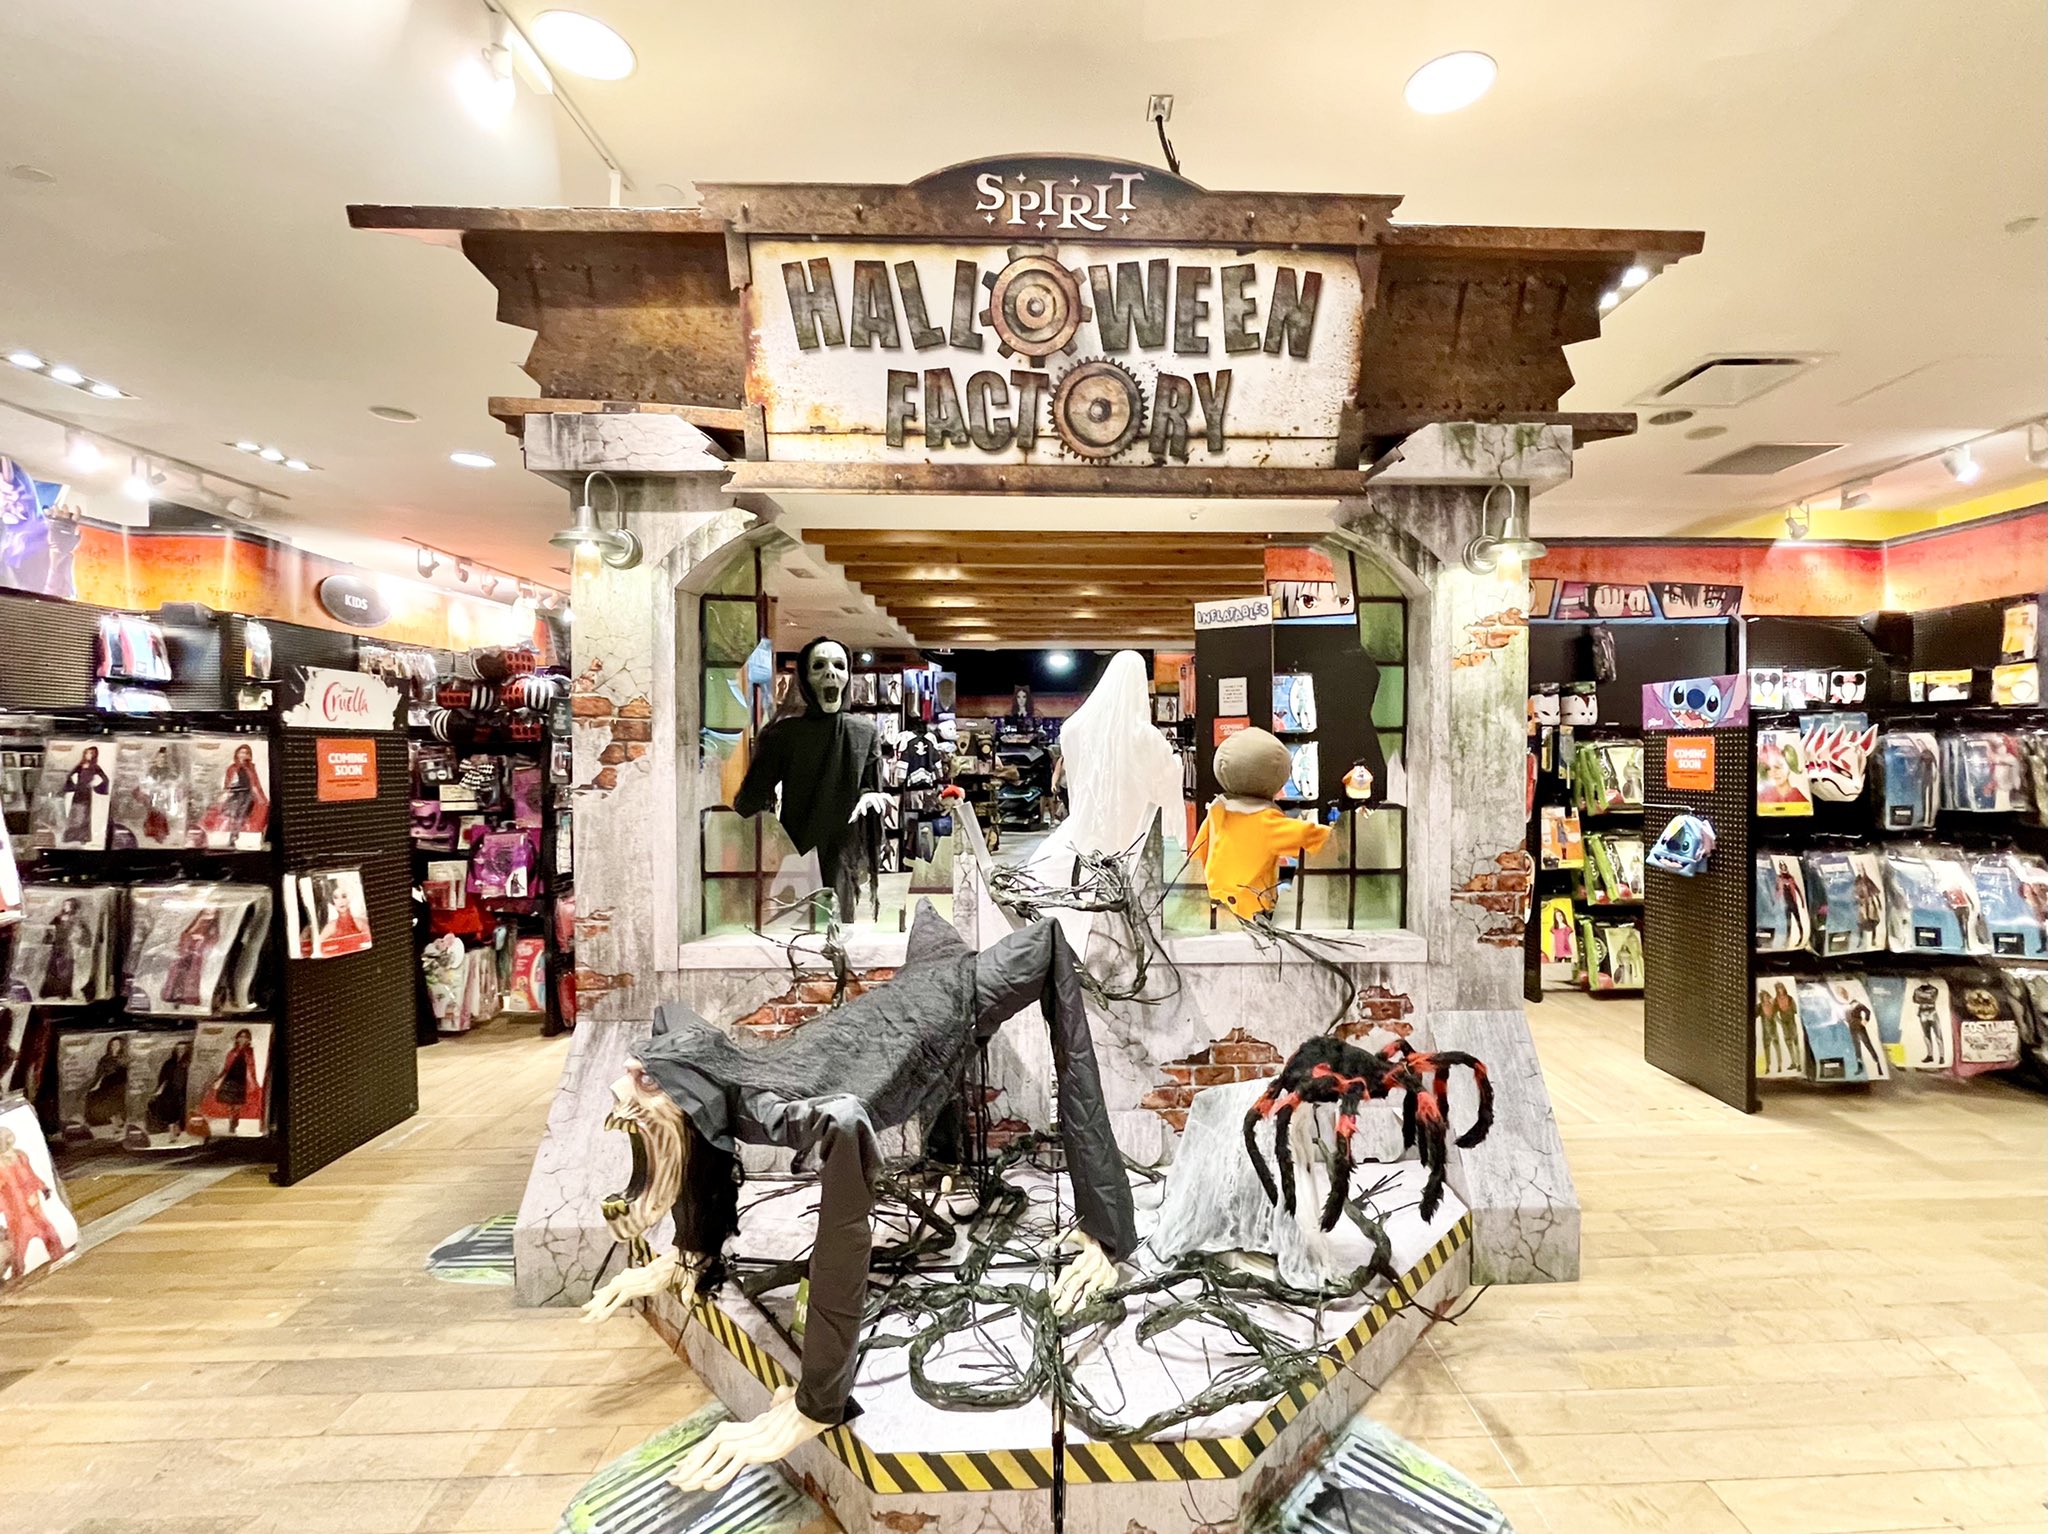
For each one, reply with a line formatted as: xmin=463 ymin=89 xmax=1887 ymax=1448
xmin=583 ymin=900 xmax=1139 ymax=1491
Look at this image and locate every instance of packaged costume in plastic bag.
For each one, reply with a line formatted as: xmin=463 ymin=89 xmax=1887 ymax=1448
xmin=57 ymin=1030 xmax=137 ymax=1141
xmin=1753 ymin=976 xmax=1804 ymax=1079
xmin=1884 ymin=844 xmax=1987 ymax=955
xmin=1754 ymin=729 xmax=1813 ymax=816
xmin=125 ymin=883 xmax=271 ymax=1015
xmin=108 ymin=738 xmax=191 ymax=850
xmin=1754 ymin=853 xmax=1811 ymax=952
xmin=470 ymin=829 xmax=540 ymax=899
xmin=0 ymin=1097 xmax=79 ymax=1288
xmin=127 ymin=1029 xmax=201 ymax=1149
xmin=34 ymin=739 xmax=112 ymax=850
xmin=1579 ymin=918 xmax=1642 ymax=990
xmin=1824 ymin=974 xmax=1889 ymax=1080
xmin=1973 ymin=850 xmax=2048 ymax=957
xmin=1794 ymin=978 xmax=1872 ymax=1084
xmin=1574 ymin=741 xmax=1643 ymax=812
xmin=1866 ymin=973 xmax=1951 ymax=1071
xmin=1803 ymin=849 xmax=1886 ymax=955
xmin=1941 ymin=732 xmax=2027 ymax=813
xmin=1876 ymin=731 xmax=1939 ymax=829
xmin=1585 ymin=834 xmax=1644 ymax=903
xmin=1947 ymin=972 xmax=2021 ymax=1077
xmin=1999 ymin=967 xmax=2048 ymax=1084
xmin=188 ymin=1020 xmax=271 ymax=1138
xmin=7 ymin=885 xmax=118 ymax=1004
xmin=189 ymin=735 xmax=270 ymax=848
xmin=421 ymin=934 xmax=471 ymax=1032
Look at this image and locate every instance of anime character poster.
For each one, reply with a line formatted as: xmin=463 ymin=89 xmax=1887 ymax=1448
xmin=0 ymin=1099 xmax=79 ymax=1288
xmin=1266 ymin=545 xmax=1356 ymax=621
xmin=189 ymin=735 xmax=271 ymax=850
xmin=34 ymin=738 xmax=113 ymax=850
xmin=1553 ymin=582 xmax=1655 ymax=621
xmin=57 ymin=1029 xmax=136 ymax=1142
xmin=1650 ymin=582 xmax=1744 ymax=620
xmin=188 ymin=1020 xmax=272 ymax=1139
xmin=126 ymin=1029 xmax=200 ymax=1150
xmin=301 ymin=868 xmax=372 ymax=958
xmin=108 ymin=738 xmax=191 ymax=850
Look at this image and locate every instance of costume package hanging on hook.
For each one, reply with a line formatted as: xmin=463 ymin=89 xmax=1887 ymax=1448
xmin=108 ymin=738 xmax=190 ymax=850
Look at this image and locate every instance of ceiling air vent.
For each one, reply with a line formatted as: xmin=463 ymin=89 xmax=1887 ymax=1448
xmin=1636 ymin=354 xmax=1819 ymax=409
xmin=1690 ymin=442 xmax=1844 ymax=476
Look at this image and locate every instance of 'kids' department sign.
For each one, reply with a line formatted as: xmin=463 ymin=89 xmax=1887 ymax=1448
xmin=743 ymin=234 xmax=1363 ymax=468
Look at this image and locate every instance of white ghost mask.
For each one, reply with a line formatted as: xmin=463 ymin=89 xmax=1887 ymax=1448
xmin=806 ymin=641 xmax=850 ymax=715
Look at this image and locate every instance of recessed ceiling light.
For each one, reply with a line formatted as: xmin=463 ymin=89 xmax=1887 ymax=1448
xmin=87 ymin=380 xmax=124 ymax=399
xmin=1619 ymin=264 xmax=1651 ymax=290
xmin=234 ymin=440 xmax=260 ymax=453
xmin=5 ymin=350 xmax=43 ymax=370
xmin=258 ymin=446 xmax=286 ymax=463
xmin=1597 ymin=290 xmax=1620 ymax=312
xmin=1685 ymin=424 xmax=1729 ymax=440
xmin=450 ymin=450 xmax=496 ymax=469
xmin=529 ymin=11 xmax=636 ymax=79
xmin=1647 ymin=409 xmax=1694 ymax=427
xmin=283 ymin=458 xmax=310 ymax=472
xmin=369 ymin=405 xmax=418 ymax=422
xmin=1404 ymin=51 xmax=1496 ymax=114
xmin=47 ymin=364 xmax=84 ymax=386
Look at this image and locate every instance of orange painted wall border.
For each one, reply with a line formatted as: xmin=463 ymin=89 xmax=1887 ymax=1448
xmin=1532 ymin=505 xmax=2046 ymax=617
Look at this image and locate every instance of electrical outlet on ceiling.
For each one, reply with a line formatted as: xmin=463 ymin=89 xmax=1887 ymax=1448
xmin=1145 ymin=93 xmax=1173 ymax=122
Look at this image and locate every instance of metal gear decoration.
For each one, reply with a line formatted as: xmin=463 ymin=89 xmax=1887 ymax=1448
xmin=1051 ymin=358 xmax=1147 ymax=461
xmin=979 ymin=254 xmax=1091 ymax=364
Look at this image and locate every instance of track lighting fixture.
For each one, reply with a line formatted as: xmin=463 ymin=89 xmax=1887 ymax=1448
xmin=2029 ymin=422 xmax=2048 ymax=471
xmin=416 ymin=547 xmax=441 ymax=578
xmin=1463 ymin=483 xmax=1547 ymax=575
xmin=64 ymin=429 xmax=103 ymax=473
xmin=547 ymin=470 xmax=641 ymax=569
xmin=1784 ymin=503 xmax=1812 ymax=540
xmin=121 ymin=455 xmax=153 ymax=503
xmin=1942 ymin=446 xmax=1982 ymax=485
xmin=455 ymin=559 xmax=473 ymax=583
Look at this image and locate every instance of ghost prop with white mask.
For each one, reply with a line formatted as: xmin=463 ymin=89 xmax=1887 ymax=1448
xmin=733 ymin=636 xmax=890 ymax=920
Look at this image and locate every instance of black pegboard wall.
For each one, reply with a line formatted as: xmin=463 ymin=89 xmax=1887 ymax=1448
xmin=276 ymin=726 xmax=419 ymax=1182
xmin=1642 ymin=727 xmax=1757 ymax=1112
xmin=0 ymin=590 xmax=105 ymax=711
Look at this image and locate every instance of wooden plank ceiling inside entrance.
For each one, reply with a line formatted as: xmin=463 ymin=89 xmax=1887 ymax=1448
xmin=798 ymin=529 xmax=1270 ymax=648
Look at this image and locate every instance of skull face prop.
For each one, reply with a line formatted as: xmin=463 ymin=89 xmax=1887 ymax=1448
xmin=802 ymin=638 xmax=850 ymax=715
xmin=601 ymin=1058 xmax=687 ymax=1244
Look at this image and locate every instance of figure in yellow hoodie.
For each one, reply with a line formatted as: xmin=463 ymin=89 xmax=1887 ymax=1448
xmin=1190 ymin=728 xmax=1331 ymax=920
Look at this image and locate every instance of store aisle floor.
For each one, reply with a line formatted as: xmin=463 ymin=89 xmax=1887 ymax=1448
xmin=0 ymin=1021 xmax=709 ymax=1534
xmin=4 ymin=1001 xmax=2042 ymax=1534
xmin=1385 ymin=989 xmax=2048 ymax=1534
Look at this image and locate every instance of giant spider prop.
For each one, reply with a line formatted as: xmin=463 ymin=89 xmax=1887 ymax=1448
xmin=1245 ymin=1035 xmax=1494 ymax=1227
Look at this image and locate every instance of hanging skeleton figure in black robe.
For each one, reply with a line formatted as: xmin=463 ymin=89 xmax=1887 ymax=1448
xmin=731 ymin=636 xmax=891 ymax=923
xmin=583 ymin=901 xmax=1137 ymax=1491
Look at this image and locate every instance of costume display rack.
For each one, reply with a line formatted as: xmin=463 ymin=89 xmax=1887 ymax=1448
xmin=1525 ymin=617 xmax=1737 ymax=1003
xmin=1642 ymin=606 xmax=2048 ymax=1112
xmin=389 ymin=643 xmax=576 ymax=1037
xmin=0 ymin=589 xmax=417 ymax=1183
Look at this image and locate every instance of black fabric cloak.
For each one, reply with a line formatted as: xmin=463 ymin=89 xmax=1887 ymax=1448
xmin=732 ymin=638 xmax=881 ymax=920
xmin=640 ymin=901 xmax=1137 ymax=1426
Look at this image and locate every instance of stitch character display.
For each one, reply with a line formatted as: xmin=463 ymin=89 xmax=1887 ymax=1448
xmin=1244 ymin=1034 xmax=1494 ymax=1228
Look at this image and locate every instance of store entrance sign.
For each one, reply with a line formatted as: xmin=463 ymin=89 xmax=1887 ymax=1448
xmin=314 ymin=738 xmax=378 ymax=801
xmin=744 ymin=242 xmax=1363 ymax=468
xmin=280 ymin=666 xmax=401 ymax=731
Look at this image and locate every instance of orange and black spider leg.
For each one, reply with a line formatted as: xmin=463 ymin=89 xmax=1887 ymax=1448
xmin=1270 ymin=1094 xmax=1304 ymax=1217
xmin=1412 ymin=1073 xmax=1451 ymax=1220
xmin=1430 ymin=1051 xmax=1496 ymax=1148
xmin=1243 ymin=1083 xmax=1285 ymax=1206
xmin=1318 ymin=1080 xmax=1368 ymax=1232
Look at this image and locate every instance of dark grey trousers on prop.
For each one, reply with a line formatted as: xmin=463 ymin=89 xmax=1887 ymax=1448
xmin=639 ymin=902 xmax=1137 ymax=1425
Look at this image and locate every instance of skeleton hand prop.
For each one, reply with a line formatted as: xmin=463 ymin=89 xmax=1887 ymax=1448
xmin=667 ymin=1386 xmax=829 ymax=1492
xmin=581 ymin=1248 xmax=697 ymax=1324
xmin=1049 ymin=1229 xmax=1117 ymax=1317
xmin=850 ymin=791 xmax=895 ymax=823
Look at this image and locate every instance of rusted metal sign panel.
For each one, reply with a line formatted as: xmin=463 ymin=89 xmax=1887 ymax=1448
xmin=741 ymin=240 xmax=1365 ymax=468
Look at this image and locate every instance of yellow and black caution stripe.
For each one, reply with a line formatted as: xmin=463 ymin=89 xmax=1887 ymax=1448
xmin=690 ymin=1213 xmax=1472 ymax=1493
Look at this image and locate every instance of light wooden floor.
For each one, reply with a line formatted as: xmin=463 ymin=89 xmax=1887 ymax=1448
xmin=1 ymin=1000 xmax=2041 ymax=1534
xmin=1382 ymin=988 xmax=2048 ymax=1534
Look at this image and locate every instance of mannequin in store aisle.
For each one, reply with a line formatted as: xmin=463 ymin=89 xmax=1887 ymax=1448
xmin=732 ymin=637 xmax=892 ymax=922
xmin=1192 ymin=727 xmax=1332 ymax=920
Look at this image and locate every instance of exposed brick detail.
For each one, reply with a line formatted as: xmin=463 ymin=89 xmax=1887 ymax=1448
xmin=728 ymin=968 xmax=898 ymax=1040
xmin=1146 ymin=1027 xmax=1283 ymax=1131
xmin=574 ymin=968 xmax=633 ymax=999
xmin=570 ymin=695 xmax=617 ymax=719
xmin=591 ymin=766 xmax=618 ymax=792
xmin=610 ymin=718 xmax=653 ymax=743
xmin=1452 ymin=608 xmax=1530 ymax=669
xmin=1451 ymin=847 xmax=1535 ymax=947
xmin=617 ymin=695 xmax=653 ymax=718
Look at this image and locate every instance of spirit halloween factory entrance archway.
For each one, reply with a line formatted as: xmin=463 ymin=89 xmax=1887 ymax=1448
xmin=355 ymin=157 xmax=1700 ymax=1533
